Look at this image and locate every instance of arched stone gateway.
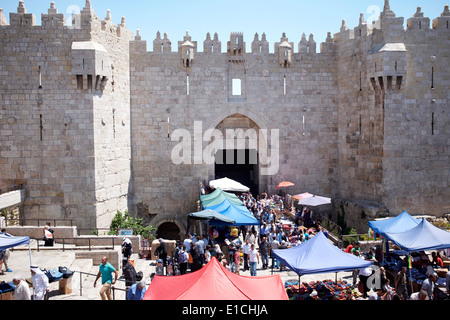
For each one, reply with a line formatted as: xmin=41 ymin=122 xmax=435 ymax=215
xmin=152 ymin=216 xmax=187 ymax=241
xmin=205 ymin=111 xmax=278 ymax=196
xmin=156 ymin=222 xmax=180 ymax=241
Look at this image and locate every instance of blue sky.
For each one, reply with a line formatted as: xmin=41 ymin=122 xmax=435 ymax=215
xmin=1 ymin=0 xmax=446 ymax=51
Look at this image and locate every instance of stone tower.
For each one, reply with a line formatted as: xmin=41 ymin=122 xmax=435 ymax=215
xmin=0 ymin=1 xmax=133 ymax=233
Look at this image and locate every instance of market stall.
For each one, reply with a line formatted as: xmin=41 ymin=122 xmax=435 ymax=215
xmin=144 ymin=257 xmax=288 ymax=300
xmin=368 ymin=210 xmax=420 ymax=238
xmin=382 ymin=218 xmax=450 ymax=295
xmin=272 ymin=231 xmax=373 ymax=277
xmin=285 ymin=279 xmax=359 ymax=300
xmin=384 ymin=218 xmax=450 ymax=252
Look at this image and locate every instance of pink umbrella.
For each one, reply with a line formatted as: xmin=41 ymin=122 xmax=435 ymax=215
xmin=291 ymin=193 xmax=314 ymax=201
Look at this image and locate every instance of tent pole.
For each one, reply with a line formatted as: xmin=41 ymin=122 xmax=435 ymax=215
xmin=29 ymin=243 xmax=32 ymax=266
xmin=271 ymin=258 xmax=274 ymax=275
xmin=408 ymin=253 xmax=413 ymax=294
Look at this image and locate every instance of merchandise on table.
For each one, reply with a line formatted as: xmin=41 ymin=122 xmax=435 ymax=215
xmin=284 ymin=280 xmax=358 ymax=300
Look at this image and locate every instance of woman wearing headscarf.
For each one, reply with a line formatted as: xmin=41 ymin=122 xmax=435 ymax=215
xmin=122 ymin=237 xmax=133 ymax=268
xmin=154 ymin=238 xmax=167 ymax=268
xmin=214 ymin=244 xmax=224 ymax=261
xmin=30 ymin=266 xmax=50 ymax=300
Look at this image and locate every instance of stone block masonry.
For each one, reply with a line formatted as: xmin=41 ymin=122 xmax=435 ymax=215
xmin=0 ymin=1 xmax=133 ymax=233
xmin=0 ymin=1 xmax=449 ymax=236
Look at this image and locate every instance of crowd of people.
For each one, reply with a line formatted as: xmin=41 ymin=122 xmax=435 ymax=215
xmin=151 ymin=190 xmax=450 ymax=301
xmin=148 ymin=191 xmax=328 ymax=281
xmin=4 ymin=189 xmax=448 ymax=301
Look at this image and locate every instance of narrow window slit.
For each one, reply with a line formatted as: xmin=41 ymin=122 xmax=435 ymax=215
xmin=38 ymin=66 xmax=42 ymax=89
xmin=431 ymin=67 xmax=434 ymax=89
xmin=431 ymin=112 xmax=435 ymax=135
xmin=39 ymin=114 xmax=43 ymax=141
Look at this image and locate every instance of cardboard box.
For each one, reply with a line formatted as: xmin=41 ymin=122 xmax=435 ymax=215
xmin=59 ymin=277 xmax=73 ymax=295
xmin=0 ymin=292 xmax=14 ymax=300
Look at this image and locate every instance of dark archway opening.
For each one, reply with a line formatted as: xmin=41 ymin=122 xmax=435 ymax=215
xmin=157 ymin=222 xmax=181 ymax=241
xmin=214 ymin=149 xmax=259 ymax=195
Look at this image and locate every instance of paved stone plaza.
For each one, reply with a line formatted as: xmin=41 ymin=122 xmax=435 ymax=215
xmin=2 ymin=242 xmax=356 ymax=300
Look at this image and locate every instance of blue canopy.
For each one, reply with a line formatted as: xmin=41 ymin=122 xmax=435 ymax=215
xmin=384 ymin=218 xmax=450 ymax=252
xmin=272 ymin=231 xmax=373 ymax=276
xmin=368 ymin=210 xmax=420 ymax=238
xmin=205 ymin=198 xmax=259 ymax=226
xmin=0 ymin=232 xmax=30 ymax=250
xmin=188 ymin=209 xmax=236 ymax=224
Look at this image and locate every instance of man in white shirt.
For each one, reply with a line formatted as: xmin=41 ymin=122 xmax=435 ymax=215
xmin=248 ymin=244 xmax=260 ymax=276
xmin=358 ymin=266 xmax=373 ymax=299
xmin=30 ymin=266 xmax=50 ymax=300
xmin=13 ymin=276 xmax=31 ymax=300
xmin=183 ymin=234 xmax=192 ymax=253
xmin=195 ymin=235 xmax=205 ymax=265
xmin=245 ymin=230 xmax=256 ymax=245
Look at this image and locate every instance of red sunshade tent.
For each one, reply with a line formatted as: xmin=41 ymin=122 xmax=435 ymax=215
xmin=144 ymin=257 xmax=288 ymax=300
xmin=276 ymin=181 xmax=294 ymax=189
xmin=292 ymin=192 xmax=314 ymax=201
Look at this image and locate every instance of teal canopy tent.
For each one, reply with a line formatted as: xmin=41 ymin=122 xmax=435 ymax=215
xmin=188 ymin=209 xmax=236 ymax=225
xmin=200 ymin=188 xmax=244 ymax=208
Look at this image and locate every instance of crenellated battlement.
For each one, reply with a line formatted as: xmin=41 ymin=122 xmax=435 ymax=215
xmin=1 ymin=1 xmax=448 ymax=53
xmin=0 ymin=0 xmax=131 ymax=39
xmin=130 ymin=3 xmax=448 ymax=58
xmin=333 ymin=2 xmax=449 ymax=44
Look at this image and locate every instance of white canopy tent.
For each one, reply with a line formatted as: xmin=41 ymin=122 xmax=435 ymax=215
xmin=297 ymin=195 xmax=331 ymax=207
xmin=209 ymin=177 xmax=250 ymax=193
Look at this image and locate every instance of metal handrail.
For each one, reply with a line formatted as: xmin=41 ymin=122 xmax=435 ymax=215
xmin=32 ymin=237 xmax=115 ymax=252
xmin=75 ymin=271 xmax=127 ymax=298
xmin=75 ymin=270 xmax=148 ymax=300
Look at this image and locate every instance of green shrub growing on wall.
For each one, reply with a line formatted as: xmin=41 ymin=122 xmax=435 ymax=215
xmin=109 ymin=210 xmax=157 ymax=240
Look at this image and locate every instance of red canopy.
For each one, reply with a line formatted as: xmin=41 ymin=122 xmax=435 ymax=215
xmin=276 ymin=181 xmax=295 ymax=189
xmin=143 ymin=257 xmax=288 ymax=300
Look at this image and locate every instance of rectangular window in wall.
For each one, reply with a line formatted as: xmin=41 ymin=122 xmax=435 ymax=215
xmin=232 ymin=78 xmax=242 ymax=96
